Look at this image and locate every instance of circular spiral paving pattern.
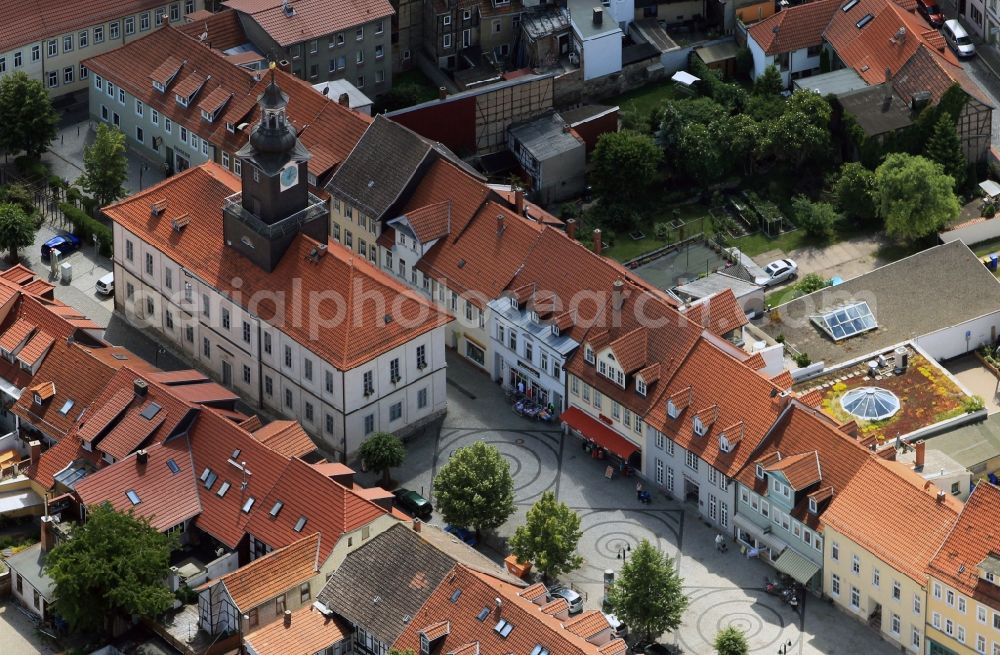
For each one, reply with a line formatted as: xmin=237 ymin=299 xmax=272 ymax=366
xmin=678 ymin=588 xmax=799 ymax=654
xmin=437 ymin=428 xmax=560 ymax=500
xmin=574 ymin=510 xmax=680 ymax=583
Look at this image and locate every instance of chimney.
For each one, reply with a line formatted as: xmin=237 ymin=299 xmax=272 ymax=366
xmin=612 ymin=279 xmax=625 ymax=310
xmin=566 ymin=218 xmax=577 ymax=239
xmin=914 ymin=440 xmax=925 ymax=470
xmin=592 ymin=229 xmax=602 ymax=256
xmin=283 ymin=609 xmax=292 ymax=627
xmin=136 ymin=449 xmax=149 ymax=466
xmin=338 ymin=92 xmax=350 ymax=107
xmin=412 ymin=518 xmax=422 ymax=532
xmin=514 ymin=188 xmax=525 ymax=216
xmin=497 ymin=214 xmax=506 ymax=236
xmin=134 ymin=378 xmax=149 ymax=397
xmin=562 ymin=123 xmax=571 ymax=133
xmin=438 ymin=86 xmax=448 ymax=100
xmin=29 ymin=440 xmax=41 ymax=468
xmin=936 ymin=490 xmax=946 ymax=503
xmin=278 ymin=59 xmax=291 ymax=73
xmin=592 ymin=7 xmax=603 ymax=25
xmin=40 ymin=515 xmax=54 ymax=553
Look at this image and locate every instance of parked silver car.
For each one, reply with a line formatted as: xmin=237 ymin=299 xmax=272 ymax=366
xmin=549 ymin=586 xmax=583 ymax=615
xmin=755 ymin=259 xmax=798 ymax=287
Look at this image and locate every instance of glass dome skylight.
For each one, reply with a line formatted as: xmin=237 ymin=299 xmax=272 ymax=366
xmin=840 ymin=387 xmax=900 ymax=421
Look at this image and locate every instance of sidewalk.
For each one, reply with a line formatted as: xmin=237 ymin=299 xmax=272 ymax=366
xmin=42 ymin=120 xmax=166 ymax=193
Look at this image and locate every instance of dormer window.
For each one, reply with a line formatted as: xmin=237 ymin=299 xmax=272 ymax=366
xmin=584 ymin=346 xmax=595 ymax=364
xmin=530 ymin=311 xmax=538 ymax=323
xmin=719 ymin=434 xmax=731 ymax=453
xmin=226 ymin=121 xmax=235 ymax=133
xmin=509 ymin=296 xmax=517 ymax=309
xmin=153 ymin=81 xmax=165 ymax=92
xmin=420 ymin=633 xmax=430 ymax=655
xmin=599 ymin=360 xmax=607 ymax=376
xmin=551 ymin=325 xmax=559 ymax=336
xmin=201 ymin=109 xmax=216 ymax=122
xmin=693 ymin=416 xmax=705 ymax=436
xmin=176 ymin=93 xmax=190 ymax=107
xmin=33 ymin=393 xmax=42 ymax=406
xmin=636 ymin=379 xmax=647 ymax=396
xmin=756 ymin=464 xmax=765 ymax=479
xmin=667 ymin=399 xmax=678 ymax=419
xmin=808 ymin=497 xmax=818 ymax=514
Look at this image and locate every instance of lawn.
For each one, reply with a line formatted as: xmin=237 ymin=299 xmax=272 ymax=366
xmin=601 ymin=202 xmax=711 ymax=262
xmin=973 ymin=236 xmax=1000 ymax=258
xmin=611 ymin=81 xmax=684 ymax=122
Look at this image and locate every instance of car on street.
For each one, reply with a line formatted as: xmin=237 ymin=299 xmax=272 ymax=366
xmin=549 ymin=586 xmax=583 ymax=615
xmin=96 ymin=272 xmax=114 ymax=296
xmin=943 ymin=19 xmax=976 ymax=58
xmin=393 ymin=488 xmax=433 ymax=519
xmin=755 ymin=258 xmax=798 ymax=287
xmin=444 ymin=524 xmax=478 ymax=546
xmin=915 ymin=0 xmax=944 ymax=27
xmin=40 ymin=233 xmax=82 ymax=260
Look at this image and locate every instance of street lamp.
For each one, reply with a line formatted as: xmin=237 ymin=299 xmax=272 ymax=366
xmin=616 ymin=544 xmax=631 ymax=560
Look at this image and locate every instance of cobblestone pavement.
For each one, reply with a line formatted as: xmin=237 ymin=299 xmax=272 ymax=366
xmin=367 ymin=352 xmax=902 ymax=655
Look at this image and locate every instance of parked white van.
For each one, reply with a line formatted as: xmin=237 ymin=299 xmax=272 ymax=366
xmin=96 ymin=272 xmax=114 ymax=296
xmin=943 ymin=19 xmax=976 ymax=58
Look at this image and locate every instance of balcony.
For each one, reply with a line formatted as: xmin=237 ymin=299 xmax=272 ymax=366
xmin=222 ymin=191 xmax=327 ymax=241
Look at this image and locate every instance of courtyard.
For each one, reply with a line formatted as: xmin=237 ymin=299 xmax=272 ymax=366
xmin=358 ymin=352 xmax=902 ymax=655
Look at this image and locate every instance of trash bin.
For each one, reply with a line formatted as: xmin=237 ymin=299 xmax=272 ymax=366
xmin=990 ymin=254 xmax=998 ymax=272
xmin=60 ymin=262 xmax=72 ymax=284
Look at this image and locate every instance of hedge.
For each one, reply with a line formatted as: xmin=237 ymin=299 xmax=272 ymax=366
xmin=58 ymin=202 xmax=112 ymax=257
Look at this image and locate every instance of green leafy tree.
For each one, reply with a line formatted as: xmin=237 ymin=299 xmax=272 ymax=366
xmin=791 ymin=195 xmax=838 ymax=242
xmin=714 ymin=626 xmax=750 ymax=655
xmin=835 ymin=162 xmax=878 ymax=224
xmin=677 ymin=123 xmax=721 ymax=185
xmin=0 ymin=72 xmax=58 ymax=159
xmin=45 ymin=503 xmax=177 ymax=634
xmin=753 ymin=65 xmax=784 ymax=96
xmin=717 ymin=114 xmax=764 ymax=175
xmin=606 ymin=539 xmax=688 ymax=642
xmin=79 ymin=123 xmax=128 ymax=207
xmin=768 ymin=91 xmax=832 ymax=169
xmin=795 ymin=272 xmax=830 ymax=295
xmin=433 ymin=441 xmax=515 ymax=537
xmin=508 ymin=491 xmax=583 ymax=582
xmin=924 ymin=114 xmax=967 ymax=191
xmin=359 ymin=431 xmax=406 ymax=487
xmin=591 ymin=131 xmax=662 ymax=203
xmin=672 ymin=97 xmax=728 ymax=126
xmin=0 ymin=203 xmax=37 ymax=263
xmin=875 ymin=153 xmax=959 ymax=242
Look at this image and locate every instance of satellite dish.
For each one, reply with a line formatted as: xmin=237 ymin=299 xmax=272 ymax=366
xmin=322 ymin=86 xmax=329 ymax=96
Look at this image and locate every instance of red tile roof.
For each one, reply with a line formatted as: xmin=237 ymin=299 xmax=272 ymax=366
xmin=644 ymin=336 xmax=790 ymax=477
xmin=252 ymin=420 xmax=316 ymax=458
xmin=402 ymin=159 xmax=492 ymax=241
xmin=177 ymin=9 xmax=249 ymax=52
xmin=245 ymin=604 xmax=349 ymax=655
xmin=0 ymin=318 xmax=35 ymax=353
xmin=927 ymin=481 xmax=1000 ymax=598
xmin=734 ymin=403 xmax=872 ymax=527
xmin=0 ymin=0 xmax=173 ymax=53
xmin=404 ymin=202 xmax=452 ymax=244
xmin=214 ymin=532 xmax=320 ymax=611
xmin=244 ymin=457 xmax=387 ymax=561
xmin=103 ymin=163 xmax=452 ymax=370
xmin=417 ymin=201 xmax=545 ymax=308
xmin=77 ymin=388 xmax=133 ymax=445
xmin=74 ymin=438 xmax=202 ymax=532
xmin=83 ymin=26 xmax=370 ymax=180
xmin=822 ymin=457 xmax=960 ymax=584
xmin=681 ymin=289 xmax=749 ymax=337
xmin=223 ymin=0 xmax=395 ymax=47
xmin=394 ymin=565 xmax=625 ymax=655
xmin=748 ymin=0 xmax=841 ymax=55
xmin=16 ymin=331 xmax=53 ymax=368
xmin=563 ymin=610 xmax=611 ymax=639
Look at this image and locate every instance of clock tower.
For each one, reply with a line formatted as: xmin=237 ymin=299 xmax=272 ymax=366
xmin=223 ymin=63 xmax=327 ymax=271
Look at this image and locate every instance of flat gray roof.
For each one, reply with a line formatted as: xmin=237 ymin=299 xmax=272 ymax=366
xmin=759 ymin=241 xmax=1000 ymax=365
xmin=793 ymin=68 xmax=866 ymax=96
xmin=5 ymin=543 xmax=53 ymax=599
xmin=673 ymin=271 xmax=761 ymax=300
xmin=569 ymin=0 xmax=621 ymax=39
xmin=509 ymin=112 xmax=583 ymax=159
xmin=923 ymin=412 xmax=1000 ymax=471
xmin=838 ymin=86 xmax=914 ymax=136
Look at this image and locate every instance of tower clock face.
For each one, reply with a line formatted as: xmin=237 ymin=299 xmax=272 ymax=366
xmin=279 ymin=163 xmax=299 ymax=190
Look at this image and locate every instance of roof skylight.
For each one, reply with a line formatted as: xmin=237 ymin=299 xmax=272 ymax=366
xmin=166 ymin=459 xmax=180 ymax=474
xmin=217 ymin=481 xmax=231 ymax=497
xmin=126 ymin=490 xmax=141 ymax=505
xmin=842 ymin=0 xmax=860 ymax=10
xmin=293 ymin=516 xmax=307 ymax=532
xmin=242 ymin=497 xmax=255 ymax=513
xmin=840 ymin=387 xmax=901 ymax=421
xmin=59 ymin=399 xmax=74 ymax=415
xmin=270 ymin=500 xmax=284 ymax=517
xmin=811 ymin=301 xmax=877 ymax=341
xmin=856 ymin=13 xmax=874 ymax=27
xmin=140 ymin=402 xmax=162 ymax=420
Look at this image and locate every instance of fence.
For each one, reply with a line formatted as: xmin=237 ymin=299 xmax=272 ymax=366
xmin=940 ymin=217 xmax=1000 ymax=247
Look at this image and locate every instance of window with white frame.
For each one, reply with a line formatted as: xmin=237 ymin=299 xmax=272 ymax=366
xmin=850 ymin=586 xmax=860 ymax=609
xmin=831 ymin=574 xmax=840 ymax=595
xmin=831 ymin=541 xmax=839 ymax=560
xmin=685 ymin=451 xmax=698 ymax=471
xmin=852 ymin=555 xmax=860 ymax=575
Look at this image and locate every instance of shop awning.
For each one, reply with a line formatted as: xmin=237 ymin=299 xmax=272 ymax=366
xmin=774 ymin=548 xmax=822 ymax=585
xmin=561 ymin=407 xmax=640 ymax=461
xmin=733 ymin=513 xmax=789 ymax=555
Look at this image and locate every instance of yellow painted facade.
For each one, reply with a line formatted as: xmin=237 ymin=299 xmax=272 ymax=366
xmin=925 ymin=575 xmax=1000 ymax=655
xmin=822 ymin=525 xmax=926 ymax=653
